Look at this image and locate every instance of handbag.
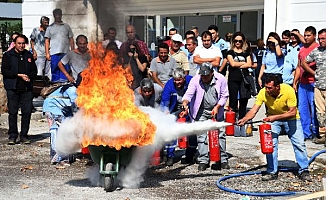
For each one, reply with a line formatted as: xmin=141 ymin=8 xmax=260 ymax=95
xmin=240 ymin=69 xmax=252 ymax=86
xmin=40 ymin=83 xmax=65 ymax=99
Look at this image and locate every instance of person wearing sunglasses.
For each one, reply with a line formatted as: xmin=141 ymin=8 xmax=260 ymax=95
xmin=226 ymin=32 xmax=253 ymax=121
xmin=257 ymin=32 xmax=286 ymax=89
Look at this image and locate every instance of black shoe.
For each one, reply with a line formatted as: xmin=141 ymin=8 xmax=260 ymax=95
xmin=20 ymin=136 xmax=31 ymax=144
xmin=298 ymin=171 xmax=312 ymax=182
xmin=262 ymin=173 xmax=278 ymax=181
xmin=8 ymin=138 xmax=17 ymax=145
xmin=181 ymin=156 xmax=195 ymax=164
xmin=211 ymin=163 xmax=221 ymax=170
xmin=221 ymin=162 xmax=230 ymax=169
xmin=198 ymin=163 xmax=209 ymax=171
xmin=165 ymin=157 xmax=174 ymax=166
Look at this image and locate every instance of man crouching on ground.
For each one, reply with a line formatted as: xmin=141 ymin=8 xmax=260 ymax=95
xmin=238 ymin=75 xmax=312 ymax=181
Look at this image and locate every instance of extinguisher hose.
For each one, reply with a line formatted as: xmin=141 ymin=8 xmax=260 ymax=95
xmin=216 ymin=149 xmax=326 ymax=197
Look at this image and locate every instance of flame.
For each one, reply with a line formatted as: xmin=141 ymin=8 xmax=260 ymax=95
xmin=76 ymin=43 xmax=156 ymax=150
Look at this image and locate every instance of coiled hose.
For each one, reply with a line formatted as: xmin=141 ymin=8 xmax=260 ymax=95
xmin=216 ymin=149 xmax=326 ymax=197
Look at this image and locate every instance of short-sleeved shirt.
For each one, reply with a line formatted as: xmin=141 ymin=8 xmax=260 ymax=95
xmin=134 ymin=83 xmax=163 ymax=108
xmin=30 ymin=27 xmax=46 ymax=57
xmin=60 ymin=50 xmax=91 ymax=80
xmin=213 ymin=38 xmax=228 ymax=51
xmin=306 ymin=47 xmax=326 ymax=89
xmin=262 ymin=48 xmax=286 ymax=74
xmin=298 ymin=43 xmax=319 ymax=84
xmin=193 ymin=45 xmax=223 ymax=69
xmin=150 ymin=56 xmax=177 ymax=84
xmin=170 ymin=49 xmax=190 ymax=71
xmin=226 ymin=50 xmax=250 ymax=81
xmin=255 ymin=83 xmax=299 ymax=120
xmin=45 ymin=22 xmax=74 ymax=55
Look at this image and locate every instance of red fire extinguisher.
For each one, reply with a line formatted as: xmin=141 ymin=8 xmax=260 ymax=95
xmin=225 ymin=109 xmax=236 ymax=136
xmin=177 ymin=117 xmax=188 ymax=149
xmin=208 ymin=118 xmax=220 ymax=162
xmin=259 ymin=122 xmax=274 ymax=154
xmin=81 ymin=147 xmax=90 ymax=154
xmin=150 ymin=150 xmax=161 ymax=166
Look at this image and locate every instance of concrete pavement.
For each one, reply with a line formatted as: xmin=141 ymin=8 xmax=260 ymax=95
xmin=0 ymin=96 xmax=326 ymax=167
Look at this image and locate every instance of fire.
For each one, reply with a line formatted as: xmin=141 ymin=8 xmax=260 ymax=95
xmin=76 ymin=43 xmax=156 ymax=150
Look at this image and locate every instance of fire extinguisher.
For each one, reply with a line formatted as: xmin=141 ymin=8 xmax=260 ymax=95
xmin=259 ymin=122 xmax=274 ymax=154
xmin=177 ymin=116 xmax=188 ymax=149
xmin=150 ymin=150 xmax=161 ymax=166
xmin=81 ymin=147 xmax=90 ymax=154
xmin=208 ymin=118 xmax=220 ymax=162
xmin=225 ymin=109 xmax=236 ymax=136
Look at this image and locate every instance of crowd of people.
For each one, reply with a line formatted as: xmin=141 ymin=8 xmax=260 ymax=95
xmin=1 ymin=7 xmax=326 ymax=181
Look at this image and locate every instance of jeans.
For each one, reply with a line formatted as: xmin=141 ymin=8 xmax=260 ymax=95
xmin=197 ymin=115 xmax=227 ymax=164
xmin=266 ymin=119 xmax=309 ymax=174
xmin=6 ymin=90 xmax=33 ymax=139
xmin=298 ymin=83 xmax=319 ymax=138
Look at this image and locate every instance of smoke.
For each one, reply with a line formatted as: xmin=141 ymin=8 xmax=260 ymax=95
xmin=55 ymin=106 xmax=230 ymax=189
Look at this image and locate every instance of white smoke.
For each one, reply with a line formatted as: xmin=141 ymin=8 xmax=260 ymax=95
xmin=55 ymin=106 xmax=230 ymax=189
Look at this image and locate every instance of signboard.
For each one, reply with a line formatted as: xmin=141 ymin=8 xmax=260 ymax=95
xmin=222 ymin=15 xmax=231 ymax=23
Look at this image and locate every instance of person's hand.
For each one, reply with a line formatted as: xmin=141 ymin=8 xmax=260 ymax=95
xmin=237 ymin=118 xmax=248 ymax=126
xmin=211 ymin=106 xmax=218 ymax=117
xmin=67 ymin=75 xmax=75 ymax=83
xmin=179 ymin=109 xmax=188 ymax=118
xmin=293 ymin=83 xmax=298 ymax=93
xmin=128 ymin=52 xmax=133 ymax=57
xmin=268 ymin=36 xmax=278 ymax=44
xmin=46 ymin=53 xmax=51 ymax=61
xmin=258 ymin=78 xmax=262 ymax=88
xmin=19 ymin=74 xmax=30 ymax=82
xmin=33 ymin=52 xmax=37 ymax=60
xmin=133 ymin=52 xmax=138 ymax=59
xmin=263 ymin=116 xmax=277 ymax=122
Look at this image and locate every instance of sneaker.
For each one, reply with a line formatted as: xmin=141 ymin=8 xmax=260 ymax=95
xmin=298 ymin=171 xmax=312 ymax=182
xmin=20 ymin=136 xmax=31 ymax=144
xmin=165 ymin=157 xmax=174 ymax=166
xmin=221 ymin=162 xmax=230 ymax=169
xmin=198 ymin=163 xmax=209 ymax=171
xmin=262 ymin=173 xmax=278 ymax=181
xmin=8 ymin=138 xmax=17 ymax=145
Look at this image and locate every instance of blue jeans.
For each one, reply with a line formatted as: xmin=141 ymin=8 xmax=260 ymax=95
xmin=298 ymin=83 xmax=319 ymax=138
xmin=266 ymin=119 xmax=309 ymax=174
xmin=51 ymin=53 xmax=70 ymax=83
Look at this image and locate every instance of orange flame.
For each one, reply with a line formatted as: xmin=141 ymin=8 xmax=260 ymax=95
xmin=76 ymin=43 xmax=156 ymax=150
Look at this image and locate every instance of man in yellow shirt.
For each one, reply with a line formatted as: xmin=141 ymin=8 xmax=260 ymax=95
xmin=238 ymin=75 xmax=311 ymax=182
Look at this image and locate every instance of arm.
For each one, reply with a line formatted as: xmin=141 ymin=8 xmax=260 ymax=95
xmin=268 ymin=36 xmax=283 ymax=57
xmin=151 ymin=71 xmax=164 ymax=88
xmin=264 ymin=106 xmax=297 ymax=122
xmin=219 ymin=58 xmax=228 ymax=73
xmin=30 ymin=40 xmax=37 ymax=60
xmin=69 ymin=37 xmax=75 ymax=50
xmin=210 ymin=56 xmax=222 ymax=67
xmin=257 ymin=64 xmax=266 ymax=88
xmin=292 ymin=30 xmax=305 ymax=45
xmin=301 ymin=59 xmax=315 ymax=76
xmin=227 ymin=54 xmax=246 ymax=67
xmin=193 ymin=55 xmax=215 ymax=64
xmin=238 ymin=104 xmax=261 ymax=125
xmin=293 ymin=64 xmax=301 ymax=92
xmin=58 ymin=61 xmax=74 ymax=83
xmin=133 ymin=52 xmax=147 ymax=72
xmin=45 ymin=38 xmax=51 ymax=61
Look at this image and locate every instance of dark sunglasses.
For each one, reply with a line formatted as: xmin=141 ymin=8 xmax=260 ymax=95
xmin=233 ymin=39 xmax=243 ymax=43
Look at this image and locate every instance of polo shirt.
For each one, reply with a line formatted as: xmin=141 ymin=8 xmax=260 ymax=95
xmin=170 ymin=49 xmax=190 ymax=71
xmin=262 ymin=48 xmax=286 ymax=74
xmin=150 ymin=56 xmax=177 ymax=84
xmin=255 ymin=83 xmax=299 ymax=120
xmin=45 ymin=22 xmax=74 ymax=55
xmin=60 ymin=50 xmax=91 ymax=80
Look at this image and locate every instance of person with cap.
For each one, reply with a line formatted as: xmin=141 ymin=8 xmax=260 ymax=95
xmin=169 ymin=33 xmax=190 ymax=74
xmin=134 ymin=78 xmax=163 ymax=108
xmin=42 ymin=72 xmax=82 ymax=166
xmin=160 ymin=68 xmax=195 ymax=166
xmin=180 ymin=62 xmax=229 ymax=171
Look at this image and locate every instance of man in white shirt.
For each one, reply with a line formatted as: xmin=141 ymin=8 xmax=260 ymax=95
xmin=102 ymin=27 xmax=122 ymax=49
xmin=193 ymin=31 xmax=223 ymax=71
